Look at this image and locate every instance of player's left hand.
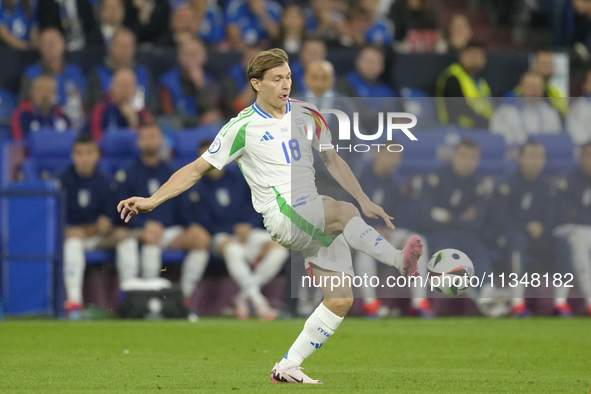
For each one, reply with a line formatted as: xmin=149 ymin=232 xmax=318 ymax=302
xmin=117 ymin=197 xmax=155 ymax=223
xmin=360 ymin=199 xmax=395 ymax=230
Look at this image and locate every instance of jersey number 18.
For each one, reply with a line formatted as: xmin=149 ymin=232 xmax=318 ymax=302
xmin=282 ymin=139 xmax=301 ymax=163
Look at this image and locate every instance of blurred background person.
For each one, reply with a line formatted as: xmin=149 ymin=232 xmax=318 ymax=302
xmin=86 ymin=29 xmax=154 ymax=113
xmin=11 ymin=75 xmax=70 ymax=140
xmin=436 ymin=40 xmax=493 ymax=129
xmin=438 ymin=13 xmax=473 ymax=53
xmin=59 ymin=133 xmax=139 ymax=320
xmin=389 ymin=0 xmax=441 ymax=53
xmin=273 ymin=3 xmax=306 ymax=55
xmin=90 ymin=68 xmax=153 ymax=141
xmin=304 ymin=0 xmax=345 ymax=46
xmin=0 ymin=0 xmax=38 ymax=50
xmin=158 ymin=3 xmax=224 ymax=47
xmin=180 ymin=140 xmax=288 ymax=320
xmin=20 ymin=28 xmax=86 ymax=130
xmin=123 ymin=0 xmax=170 ymax=45
xmin=97 ymin=0 xmax=126 ymax=46
xmin=490 ymin=72 xmax=562 ymax=145
xmin=419 ymin=139 xmax=503 ymax=317
xmin=115 ymin=123 xmax=211 ymax=293
xmin=554 ymin=141 xmax=591 ymax=317
xmin=221 ymin=44 xmax=260 ymax=117
xmin=492 ymin=141 xmax=557 ymax=318
xmin=567 ymin=68 xmax=591 ymax=145
xmin=38 ymin=0 xmax=99 ymax=50
xmin=159 ymin=38 xmax=221 ymax=128
xmin=290 ymin=38 xmax=326 ymax=94
xmin=225 ymin=0 xmax=282 ymax=48
xmin=353 ymin=146 xmax=433 ymax=319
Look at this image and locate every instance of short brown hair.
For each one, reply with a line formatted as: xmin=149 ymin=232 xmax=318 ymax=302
xmin=246 ymin=48 xmax=289 ymax=93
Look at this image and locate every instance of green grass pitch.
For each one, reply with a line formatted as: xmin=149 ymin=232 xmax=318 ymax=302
xmin=0 ymin=318 xmax=589 ymax=393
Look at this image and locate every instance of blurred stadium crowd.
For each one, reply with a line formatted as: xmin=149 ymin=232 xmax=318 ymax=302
xmin=1 ymin=0 xmax=591 ymax=320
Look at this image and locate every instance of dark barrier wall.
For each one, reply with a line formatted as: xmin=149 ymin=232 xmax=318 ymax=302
xmin=0 ymin=48 xmax=529 ymax=97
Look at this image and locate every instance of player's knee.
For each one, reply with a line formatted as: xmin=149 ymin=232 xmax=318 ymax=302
xmin=339 ymin=202 xmax=359 ymax=225
xmin=187 ymin=225 xmax=211 ymax=250
xmin=325 ymin=297 xmax=353 ymax=316
xmin=142 ymin=221 xmax=164 ymax=244
xmin=66 ymin=227 xmax=86 ymax=239
xmin=112 ymin=227 xmax=131 ymax=243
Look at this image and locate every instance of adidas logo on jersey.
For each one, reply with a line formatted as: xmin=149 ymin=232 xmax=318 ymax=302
xmin=260 ymin=131 xmax=274 ymax=141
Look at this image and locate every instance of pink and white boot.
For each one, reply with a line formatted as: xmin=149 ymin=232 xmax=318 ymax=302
xmin=270 ymin=363 xmax=322 ymax=384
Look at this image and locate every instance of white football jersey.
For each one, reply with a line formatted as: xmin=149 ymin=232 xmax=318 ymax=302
xmin=201 ymin=99 xmax=332 ymax=216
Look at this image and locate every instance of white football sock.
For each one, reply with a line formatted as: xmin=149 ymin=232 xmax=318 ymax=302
xmin=180 ymin=250 xmax=209 ymax=298
xmin=223 ymin=242 xmax=266 ymax=307
xmin=141 ymin=244 xmax=162 ymax=279
xmin=553 ymin=284 xmax=570 ymax=306
xmin=568 ymin=235 xmax=591 ymax=303
xmin=116 ymin=237 xmax=139 ymax=281
xmin=343 ymin=217 xmax=401 ymax=268
xmin=64 ymin=237 xmax=85 ymax=305
xmin=279 ymin=302 xmax=344 ymax=368
xmin=252 ymin=247 xmax=289 ymax=287
xmin=410 ymin=236 xmax=429 ymax=307
xmin=353 ymin=251 xmax=378 ymax=303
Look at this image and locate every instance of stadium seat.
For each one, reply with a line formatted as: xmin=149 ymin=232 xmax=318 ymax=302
xmin=0 ymin=89 xmax=16 ymax=118
xmin=399 ymin=87 xmax=438 ymax=127
xmin=172 ymin=126 xmax=219 ymax=169
xmin=21 ymin=131 xmax=76 ymax=180
xmin=99 ymin=130 xmax=139 ymax=176
xmin=528 ymin=134 xmax=577 ymax=176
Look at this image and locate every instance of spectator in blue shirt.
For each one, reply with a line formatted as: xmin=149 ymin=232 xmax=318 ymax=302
xmin=115 ymin=123 xmax=211 ymax=301
xmin=179 ymin=140 xmax=288 ymax=320
xmin=221 ymin=44 xmax=259 ymax=117
xmin=159 ymin=38 xmax=221 ymax=127
xmin=225 ymin=0 xmax=281 ymax=48
xmin=59 ymin=133 xmax=139 ymax=319
xmin=290 ymin=38 xmax=326 ymax=94
xmin=20 ymin=28 xmax=86 ymax=130
xmin=554 ymin=141 xmax=591 ymax=318
xmin=0 ymin=0 xmax=38 ymax=50
xmin=11 ymin=75 xmax=71 ymax=140
xmin=493 ymin=141 xmax=557 ymax=318
xmin=339 ymin=5 xmax=393 ymax=48
xmin=86 ymin=29 xmax=155 ymax=112
xmin=91 ymin=68 xmax=153 ymax=141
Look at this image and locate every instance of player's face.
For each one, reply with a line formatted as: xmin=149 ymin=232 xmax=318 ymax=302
xmin=72 ymin=142 xmax=100 ymax=176
xmin=581 ymin=146 xmax=591 ymax=176
xmin=138 ymin=126 xmax=163 ymax=156
xmin=305 ymin=64 xmax=333 ymax=97
xmin=521 ymin=74 xmax=544 ymax=98
xmin=460 ymin=48 xmax=486 ymax=75
xmin=256 ymin=63 xmax=292 ymax=108
xmin=535 ymin=53 xmax=554 ymax=79
xmin=452 ymin=145 xmax=480 ymax=177
xmin=519 ymin=145 xmax=546 ymax=178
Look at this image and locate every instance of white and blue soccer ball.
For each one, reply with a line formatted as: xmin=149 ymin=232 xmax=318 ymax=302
xmin=427 ymin=249 xmax=475 ymax=297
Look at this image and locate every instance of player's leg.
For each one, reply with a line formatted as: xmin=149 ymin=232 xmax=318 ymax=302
xmin=168 ymin=224 xmax=211 ymax=309
xmin=138 ymin=220 xmax=164 ymax=278
xmin=400 ymin=230 xmax=433 ymax=317
xmin=322 ymin=198 xmax=423 ymax=278
xmin=113 ymin=228 xmax=140 ymax=284
xmin=553 ymin=235 xmax=575 ymax=317
xmin=246 ymin=230 xmax=289 ymax=290
xmin=506 ymin=231 xmax=531 ymax=318
xmin=353 ymin=249 xmax=381 ymax=316
xmin=566 ymin=226 xmax=591 ymax=315
xmin=216 ymin=234 xmax=274 ymax=320
xmin=63 ymin=227 xmax=87 ymax=316
xmin=272 ymin=263 xmax=352 ymax=384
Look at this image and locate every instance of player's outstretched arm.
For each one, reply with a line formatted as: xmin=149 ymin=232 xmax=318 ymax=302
xmin=319 ymin=148 xmax=394 ymax=230
xmin=117 ymin=156 xmax=214 ymax=223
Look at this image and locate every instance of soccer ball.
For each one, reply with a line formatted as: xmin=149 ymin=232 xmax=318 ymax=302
xmin=427 ymin=249 xmax=475 ymax=297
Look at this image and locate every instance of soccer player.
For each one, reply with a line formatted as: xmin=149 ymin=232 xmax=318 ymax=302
xmin=554 ymin=141 xmax=591 ymax=317
xmin=115 ymin=123 xmax=211 ymax=298
xmin=492 ymin=141 xmax=556 ymax=317
xmin=59 ymin=133 xmax=139 ymax=319
xmin=180 ymin=140 xmax=289 ymax=320
xmin=118 ymin=48 xmax=423 ymax=384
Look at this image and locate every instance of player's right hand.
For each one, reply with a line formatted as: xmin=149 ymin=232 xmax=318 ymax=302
xmin=117 ymin=197 xmax=155 ymax=223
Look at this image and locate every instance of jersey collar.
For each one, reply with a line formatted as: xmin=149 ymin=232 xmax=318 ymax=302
xmin=252 ymin=99 xmax=291 ymax=119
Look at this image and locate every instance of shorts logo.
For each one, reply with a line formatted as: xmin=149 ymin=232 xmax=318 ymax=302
xmin=208 ymin=137 xmax=222 ymax=154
